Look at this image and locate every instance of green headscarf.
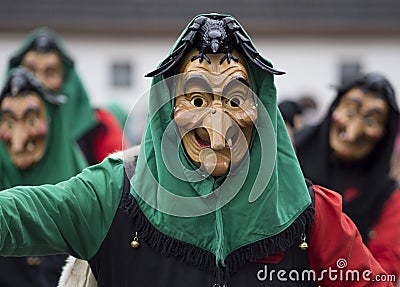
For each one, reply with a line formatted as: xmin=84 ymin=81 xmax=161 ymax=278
xmin=6 ymin=27 xmax=97 ymax=140
xmin=129 ymin=13 xmax=312 ymax=270
xmin=0 ymin=67 xmax=88 ymax=189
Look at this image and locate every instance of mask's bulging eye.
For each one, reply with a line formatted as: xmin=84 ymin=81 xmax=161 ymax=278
xmin=6 ymin=119 xmax=16 ymax=129
xmin=228 ymin=96 xmax=243 ymax=108
xmin=27 ymin=116 xmax=39 ymax=127
xmin=191 ymin=97 xmax=205 ymax=107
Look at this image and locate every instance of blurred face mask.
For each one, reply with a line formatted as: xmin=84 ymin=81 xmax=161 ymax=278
xmin=22 ymin=50 xmax=64 ymax=92
xmin=174 ymin=49 xmax=257 ymax=176
xmin=0 ymin=92 xmax=48 ymax=169
xmin=329 ymin=87 xmax=389 ymax=162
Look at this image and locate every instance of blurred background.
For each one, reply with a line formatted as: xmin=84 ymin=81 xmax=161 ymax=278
xmin=0 ymin=0 xmax=399 ymax=128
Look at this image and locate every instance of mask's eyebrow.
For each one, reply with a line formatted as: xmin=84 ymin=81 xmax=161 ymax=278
xmin=22 ymin=106 xmax=41 ymax=118
xmin=363 ymin=107 xmax=387 ymax=118
xmin=222 ymin=75 xmax=250 ymax=95
xmin=342 ymin=96 xmax=388 ymax=119
xmin=0 ymin=108 xmax=17 ymax=119
xmin=344 ymin=97 xmax=362 ymax=108
xmin=183 ymin=74 xmax=212 ymax=95
xmin=0 ymin=106 xmax=41 ymax=120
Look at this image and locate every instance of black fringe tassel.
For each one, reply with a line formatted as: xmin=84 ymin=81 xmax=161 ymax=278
xmin=120 ymin=182 xmax=314 ymax=286
xmin=121 ymin=173 xmax=314 ymax=283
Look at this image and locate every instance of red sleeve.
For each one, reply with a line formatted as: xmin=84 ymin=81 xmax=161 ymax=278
xmin=309 ymin=185 xmax=395 ymax=286
xmin=91 ymin=109 xmax=130 ymax=163
xmin=368 ymin=189 xmax=400 ymax=277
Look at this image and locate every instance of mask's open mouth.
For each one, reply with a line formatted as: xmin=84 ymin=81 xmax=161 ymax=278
xmin=194 ymin=129 xmax=211 ymax=148
xmin=194 ymin=128 xmax=237 ymax=149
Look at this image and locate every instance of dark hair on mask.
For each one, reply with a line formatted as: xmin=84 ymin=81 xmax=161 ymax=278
xmin=337 ymin=72 xmax=399 ymax=113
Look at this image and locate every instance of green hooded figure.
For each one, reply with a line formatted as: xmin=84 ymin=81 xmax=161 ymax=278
xmin=0 ymin=67 xmax=87 ymax=188
xmin=0 ymin=67 xmax=87 ymax=286
xmin=6 ymin=27 xmax=98 ymax=141
xmin=126 ymin=12 xmax=312 ymax=276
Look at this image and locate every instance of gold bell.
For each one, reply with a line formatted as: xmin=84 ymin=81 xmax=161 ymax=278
xmin=130 ymin=232 xmax=140 ymax=249
xmin=298 ymin=241 xmax=309 ymax=251
xmin=298 ymin=233 xmax=308 ymax=251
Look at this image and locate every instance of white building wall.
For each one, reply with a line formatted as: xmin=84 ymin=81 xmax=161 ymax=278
xmin=1 ymin=32 xmax=399 ymax=127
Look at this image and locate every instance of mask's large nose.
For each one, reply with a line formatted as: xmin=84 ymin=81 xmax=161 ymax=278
xmin=202 ymin=107 xmax=237 ymax=150
xmin=10 ymin=123 xmax=29 ymax=153
xmin=342 ymin=118 xmax=363 ymax=142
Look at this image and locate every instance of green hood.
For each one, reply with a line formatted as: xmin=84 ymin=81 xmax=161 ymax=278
xmin=0 ymin=69 xmax=88 ymax=189
xmin=6 ymin=27 xmax=97 ymax=140
xmin=129 ymin=13 xmax=311 ymax=268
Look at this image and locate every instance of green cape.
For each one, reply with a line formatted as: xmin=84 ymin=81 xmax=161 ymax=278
xmin=0 ymin=70 xmax=88 ymax=189
xmin=6 ymin=27 xmax=97 ymax=140
xmin=129 ymin=13 xmax=311 ymax=267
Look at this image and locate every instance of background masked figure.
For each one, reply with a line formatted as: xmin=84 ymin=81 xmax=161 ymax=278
xmin=0 ymin=14 xmax=395 ymax=287
xmin=294 ymin=73 xmax=400 ymax=277
xmin=6 ymin=27 xmax=127 ymax=164
xmin=0 ymin=67 xmax=88 ymax=286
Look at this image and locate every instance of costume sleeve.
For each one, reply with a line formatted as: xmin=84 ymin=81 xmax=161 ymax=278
xmin=367 ymin=189 xmax=400 ymax=277
xmin=309 ymin=185 xmax=396 ymax=287
xmin=0 ymin=157 xmax=124 ymax=260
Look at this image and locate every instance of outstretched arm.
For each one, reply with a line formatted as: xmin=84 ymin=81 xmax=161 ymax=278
xmin=0 ymin=157 xmax=124 ymax=260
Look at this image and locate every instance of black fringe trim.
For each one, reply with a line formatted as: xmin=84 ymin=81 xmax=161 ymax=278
xmin=121 ymin=173 xmax=315 ymax=283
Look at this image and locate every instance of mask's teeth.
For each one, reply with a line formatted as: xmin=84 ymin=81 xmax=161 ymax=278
xmin=26 ymin=141 xmax=35 ymax=152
